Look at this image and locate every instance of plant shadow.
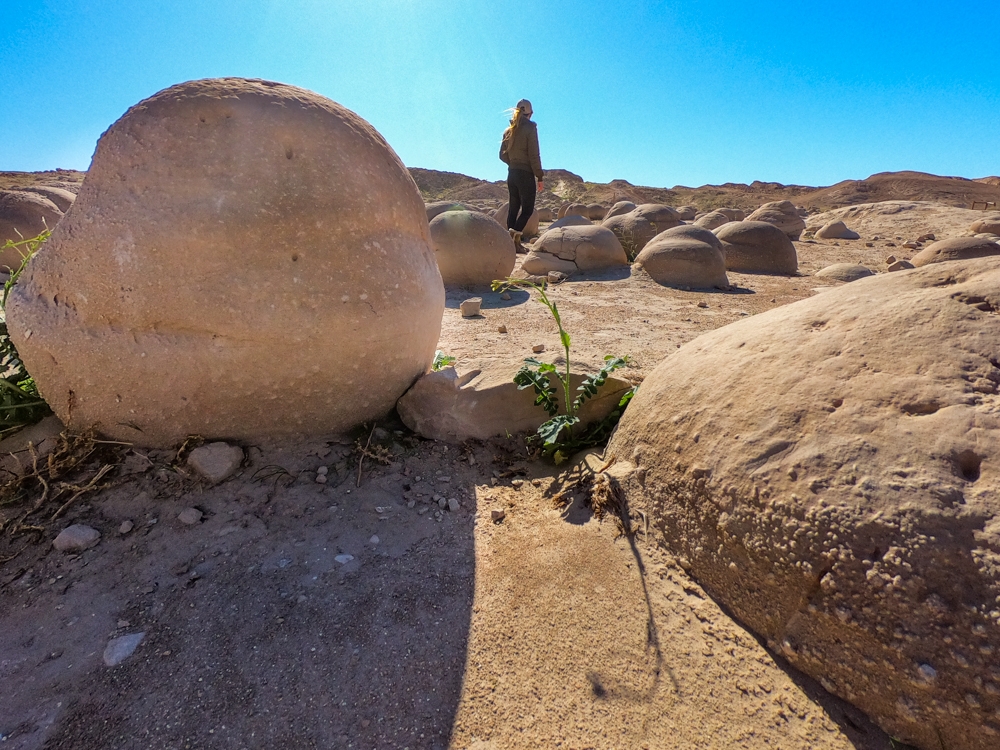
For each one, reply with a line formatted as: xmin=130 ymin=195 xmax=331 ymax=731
xmin=444 ymin=287 xmax=530 ymax=309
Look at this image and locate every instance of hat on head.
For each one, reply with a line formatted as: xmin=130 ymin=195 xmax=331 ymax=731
xmin=516 ymin=99 xmax=533 ymax=114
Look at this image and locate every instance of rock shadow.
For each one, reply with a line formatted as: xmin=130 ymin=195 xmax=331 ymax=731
xmin=444 ymin=287 xmax=530 ymax=309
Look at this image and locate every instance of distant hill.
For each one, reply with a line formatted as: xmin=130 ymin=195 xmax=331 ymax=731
xmin=408 ymin=167 xmax=1000 ymax=214
xmin=5 ymin=167 xmax=999 ymax=215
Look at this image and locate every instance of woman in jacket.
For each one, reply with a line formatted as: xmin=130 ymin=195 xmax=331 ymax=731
xmin=499 ymin=99 xmax=543 ymax=247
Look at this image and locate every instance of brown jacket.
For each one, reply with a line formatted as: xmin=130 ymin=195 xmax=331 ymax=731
xmin=499 ymin=119 xmax=543 ymax=181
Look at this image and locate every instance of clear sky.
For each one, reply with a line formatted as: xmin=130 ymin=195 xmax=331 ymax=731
xmin=4 ymin=0 xmax=999 ymax=188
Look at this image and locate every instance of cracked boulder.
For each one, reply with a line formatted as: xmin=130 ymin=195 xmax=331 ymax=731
xmin=603 ymin=204 xmax=683 ymax=259
xmin=605 ymin=258 xmax=1000 ymax=750
xmin=521 ymin=224 xmax=628 ymax=277
xmin=6 ymin=77 xmax=444 ymax=447
xmin=397 ymin=354 xmax=632 ymax=442
xmin=747 ymin=200 xmax=806 ymax=240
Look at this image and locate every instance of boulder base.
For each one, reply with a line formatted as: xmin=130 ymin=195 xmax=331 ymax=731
xmin=715 ymin=221 xmax=798 ymax=275
xmin=910 ymin=236 xmax=1000 ymax=267
xmin=607 ymin=259 xmax=1000 ymax=750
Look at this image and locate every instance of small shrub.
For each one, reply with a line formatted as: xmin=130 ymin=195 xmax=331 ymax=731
xmin=491 ymin=277 xmax=635 ymax=463
xmin=432 ymin=350 xmax=456 ymax=371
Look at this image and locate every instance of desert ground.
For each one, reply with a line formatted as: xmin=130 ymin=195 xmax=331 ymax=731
xmin=1 ymin=163 xmax=999 ymax=750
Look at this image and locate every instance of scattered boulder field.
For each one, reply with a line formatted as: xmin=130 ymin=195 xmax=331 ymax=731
xmin=3 ymin=77 xmax=1000 ymax=750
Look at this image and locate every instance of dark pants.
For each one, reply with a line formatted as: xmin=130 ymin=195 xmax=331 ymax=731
xmin=506 ymin=168 xmax=536 ymax=232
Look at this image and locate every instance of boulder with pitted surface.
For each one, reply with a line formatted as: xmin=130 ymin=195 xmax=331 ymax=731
xmin=432 ymin=210 xmax=516 ymax=284
xmin=0 ymin=190 xmax=65 ymax=270
xmin=747 ymin=200 xmax=806 ymax=240
xmin=521 ymin=224 xmax=628 ymax=276
xmin=714 ymin=221 xmax=798 ymax=275
xmin=633 ymin=225 xmax=728 ymax=289
xmin=6 ymin=77 xmax=444 ymax=447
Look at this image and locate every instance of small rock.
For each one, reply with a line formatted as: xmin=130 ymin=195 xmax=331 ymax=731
xmin=117 ymin=619 xmax=130 ymax=628
xmin=438 ymin=497 xmax=447 ymax=509
xmin=315 ymin=474 xmax=328 ymax=484
xmin=885 ymin=255 xmax=897 ymax=264
xmin=460 ymin=297 xmax=483 ymax=317
xmin=335 ymin=554 xmax=354 ymax=564
xmin=511 ymin=479 xmax=524 ymax=488
xmin=317 ymin=466 xmax=328 ymax=475
xmin=103 ymin=632 xmax=145 ymax=667
xmin=491 ymin=508 xmax=506 ymax=522
xmin=696 ymin=301 xmax=709 ymax=308
xmin=531 ymin=478 xmax=542 ymax=487
xmin=53 ymin=524 xmax=100 ymax=552
xmin=187 ymin=442 xmax=244 ymax=483
xmin=532 ymin=344 xmax=545 ymax=353
xmin=118 ymin=520 xmax=134 ymax=535
xmin=418 ymin=506 xmax=429 ymax=515
xmin=865 ymin=242 xmax=874 ymax=248
xmin=448 ymin=498 xmax=460 ymax=512
xmin=497 ymin=325 xmax=507 ymax=334
xmin=547 ymin=271 xmax=567 ymax=283
xmin=369 ymin=535 xmax=380 ymax=545
xmin=406 ymin=500 xmax=416 ymax=509
xmin=437 ymin=475 xmax=451 ymax=483
xmin=500 ymin=292 xmax=512 ymax=301
xmin=902 ymin=241 xmax=919 ymax=249
xmin=178 ymin=507 xmax=203 ymax=525
xmin=885 ymin=241 xmax=896 ymax=247
xmin=888 ymin=259 xmax=915 ymax=272
xmin=918 ymin=233 xmax=935 ymax=242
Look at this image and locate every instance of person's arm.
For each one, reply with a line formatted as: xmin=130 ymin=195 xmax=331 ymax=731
xmin=499 ymin=133 xmax=510 ymax=164
xmin=528 ymin=125 xmax=543 ymax=188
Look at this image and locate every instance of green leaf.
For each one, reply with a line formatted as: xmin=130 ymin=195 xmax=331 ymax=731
xmin=432 ymin=350 xmax=456 ymax=371
xmin=571 ymin=355 xmax=630 ymax=411
xmin=536 ymin=414 xmax=579 ymax=446
xmin=513 ymin=364 xmax=559 ymax=416
xmin=559 ymin=330 xmax=571 ymax=351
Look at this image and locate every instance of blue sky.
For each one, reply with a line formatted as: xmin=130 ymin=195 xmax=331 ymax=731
xmin=3 ymin=0 xmax=999 ymax=188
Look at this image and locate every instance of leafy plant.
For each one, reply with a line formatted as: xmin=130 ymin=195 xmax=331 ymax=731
xmin=0 ymin=230 xmax=52 ymax=435
xmin=432 ymin=350 xmax=456 ymax=371
xmin=491 ymin=277 xmax=635 ymax=463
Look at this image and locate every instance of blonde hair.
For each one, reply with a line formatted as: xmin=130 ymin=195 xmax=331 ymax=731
xmin=502 ymin=100 xmax=532 ymax=142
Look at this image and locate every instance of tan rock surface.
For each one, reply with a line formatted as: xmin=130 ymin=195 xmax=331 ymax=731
xmin=607 ymin=259 xmax=1000 ymax=749
xmin=431 ymin=209 xmax=516 ymax=285
xmin=604 ymin=200 xmax=636 ymax=219
xmin=815 ymin=220 xmax=860 ymax=240
xmin=910 ymin=236 xmax=1000 ymax=267
xmin=0 ymin=190 xmax=64 ymax=269
xmin=522 ymin=224 xmax=628 ymax=276
xmin=715 ymin=220 xmax=798 ymax=274
xmin=970 ymin=216 xmax=1000 ymax=234
xmin=747 ymin=200 xmax=807 ymax=240
xmin=694 ymin=210 xmax=735 ymax=230
xmin=633 ymin=224 xmax=729 ymax=289
xmin=6 ymin=77 xmax=444 ymax=447
xmin=813 ymin=263 xmax=874 ymax=282
xmin=425 ymin=200 xmax=479 ymax=221
xmin=491 ymin=202 xmax=539 ymax=237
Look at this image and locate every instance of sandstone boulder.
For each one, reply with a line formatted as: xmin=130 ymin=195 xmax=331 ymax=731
xmin=969 ymin=217 xmax=1000 ymax=235
xmin=717 ymin=207 xmax=746 ymax=222
xmin=910 ymin=236 xmax=1000 ymax=267
xmin=397 ymin=356 xmax=632 ymax=443
xmin=586 ymin=204 xmax=606 ymax=220
xmin=675 ymin=205 xmax=698 ymax=221
xmin=425 ymin=201 xmax=478 ymax=222
xmin=694 ymin=210 xmax=734 ymax=231
xmin=546 ymin=215 xmax=593 ymax=230
xmin=714 ymin=221 xmax=798 ymax=275
xmin=815 ymin=220 xmax=861 ymax=240
xmin=632 ymin=204 xmax=683 ymax=226
xmin=813 ymin=263 xmax=874 ymax=282
xmin=536 ymin=207 xmax=555 ymax=222
xmin=563 ymin=203 xmax=589 ymax=219
xmin=633 ymin=225 xmax=728 ymax=289
xmin=603 ymin=206 xmax=682 ymax=260
xmin=0 ymin=190 xmax=64 ymax=270
xmin=747 ymin=200 xmax=806 ymax=240
xmin=19 ymin=186 xmax=77 ymax=213
xmin=521 ymin=225 xmax=628 ymax=276
xmin=606 ymin=259 xmax=1000 ymax=750
xmin=6 ymin=78 xmax=444 ymax=447
xmin=431 ymin=210 xmax=515 ymax=285
xmin=490 ymin=202 xmax=539 ymax=237
xmin=604 ymin=201 xmax=637 ymax=220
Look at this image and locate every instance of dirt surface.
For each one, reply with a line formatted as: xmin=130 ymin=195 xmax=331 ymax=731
xmin=0 ymin=228 xmax=934 ymax=749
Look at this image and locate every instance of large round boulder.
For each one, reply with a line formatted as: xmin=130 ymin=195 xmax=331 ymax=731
xmin=603 ymin=206 xmax=682 ymax=260
xmin=694 ymin=210 xmax=734 ymax=231
xmin=490 ymin=202 xmax=539 ymax=237
xmin=546 ymin=214 xmax=593 ymax=230
xmin=632 ymin=203 xmax=682 ymax=226
xmin=521 ymin=225 xmax=627 ymax=276
xmin=20 ymin=186 xmax=77 ymax=212
xmin=675 ymin=205 xmax=698 ymax=221
xmin=815 ymin=220 xmax=860 ymax=240
xmin=717 ymin=207 xmax=745 ymax=221
xmin=586 ymin=203 xmax=606 ymax=220
xmin=425 ymin=201 xmax=478 ymax=222
xmin=969 ymin=217 xmax=1000 ymax=235
xmin=813 ymin=263 xmax=874 ymax=282
xmin=714 ymin=221 xmax=798 ymax=274
xmin=431 ymin=210 xmax=515 ymax=285
xmin=633 ymin=225 xmax=728 ymax=289
xmin=911 ymin=236 xmax=1000 ymax=267
xmin=6 ymin=78 xmax=444 ymax=447
xmin=604 ymin=201 xmax=636 ymax=220
xmin=747 ymin=200 xmax=806 ymax=240
xmin=563 ymin=202 xmax=589 ymax=219
xmin=606 ymin=259 xmax=1000 ymax=750
xmin=0 ymin=190 xmax=65 ymax=270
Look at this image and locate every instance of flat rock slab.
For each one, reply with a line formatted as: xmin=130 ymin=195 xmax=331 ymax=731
xmin=103 ymin=632 xmax=145 ymax=667
xmin=187 ymin=442 xmax=244 ymax=483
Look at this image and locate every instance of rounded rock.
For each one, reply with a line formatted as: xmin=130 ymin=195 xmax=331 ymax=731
xmin=714 ymin=221 xmax=798 ymax=275
xmin=746 ymin=200 xmax=806 ymax=240
xmin=633 ymin=225 xmax=729 ymax=289
xmin=0 ymin=190 xmax=64 ymax=269
xmin=694 ymin=210 xmax=735 ymax=231
xmin=5 ymin=78 xmax=444 ymax=447
xmin=910 ymin=236 xmax=1000 ymax=267
xmin=604 ymin=201 xmax=636 ymax=220
xmin=815 ymin=220 xmax=861 ymax=240
xmin=814 ymin=263 xmax=874 ymax=282
xmin=430 ymin=210 xmax=515 ymax=285
xmin=523 ymin=225 xmax=628 ymax=276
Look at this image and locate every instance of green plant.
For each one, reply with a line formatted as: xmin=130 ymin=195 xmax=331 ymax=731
xmin=0 ymin=230 xmax=52 ymax=434
xmin=432 ymin=350 xmax=456 ymax=371
xmin=490 ymin=277 xmax=635 ymax=463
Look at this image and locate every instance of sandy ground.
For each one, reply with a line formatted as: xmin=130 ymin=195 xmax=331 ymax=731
xmin=0 ymin=221 xmax=957 ymax=749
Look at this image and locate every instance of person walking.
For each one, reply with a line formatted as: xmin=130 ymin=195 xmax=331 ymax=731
xmin=499 ymin=99 xmax=543 ymax=249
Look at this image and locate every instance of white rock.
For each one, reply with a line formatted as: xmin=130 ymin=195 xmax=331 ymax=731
xmin=460 ymin=297 xmax=482 ymax=317
xmin=369 ymin=535 xmax=380 ymax=545
xmin=118 ymin=520 xmax=134 ymax=535
xmin=187 ymin=442 xmax=244 ymax=483
xmin=448 ymin=498 xmax=460 ymax=512
xmin=53 ymin=524 xmax=100 ymax=552
xmin=335 ymin=554 xmax=354 ymax=564
xmin=103 ymin=632 xmax=145 ymax=667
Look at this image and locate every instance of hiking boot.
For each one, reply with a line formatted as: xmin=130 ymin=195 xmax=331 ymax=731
xmin=511 ymin=230 xmax=523 ymax=252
